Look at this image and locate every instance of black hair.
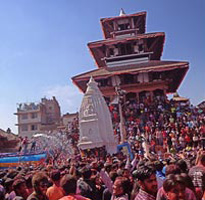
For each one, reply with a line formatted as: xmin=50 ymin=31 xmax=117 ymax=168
xmin=60 ymin=174 xmax=77 ymax=195
xmin=132 ymin=166 xmax=156 ymax=181
xmin=163 ymin=174 xmax=185 ymax=193
xmin=80 ymin=167 xmax=92 ymax=179
xmin=12 ymin=179 xmax=26 ymax=192
xmin=165 ymin=164 xmax=181 ymax=176
xmin=25 ymin=174 xmax=33 ymax=189
xmin=32 ymin=172 xmax=48 ymax=188
xmin=154 ymin=161 xmax=164 ymax=171
xmin=176 ymin=159 xmax=188 ymax=173
xmin=114 ymin=176 xmax=130 ymax=194
xmin=50 ymin=170 xmax=61 ymax=181
xmin=199 ymin=153 xmax=205 ymax=165
xmin=109 ymin=171 xmax=118 ymax=182
xmin=180 ymin=173 xmax=195 ymax=192
xmin=163 ymin=174 xmax=177 ymax=192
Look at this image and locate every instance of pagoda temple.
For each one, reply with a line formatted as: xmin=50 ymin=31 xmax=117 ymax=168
xmin=72 ymin=9 xmax=189 ymax=103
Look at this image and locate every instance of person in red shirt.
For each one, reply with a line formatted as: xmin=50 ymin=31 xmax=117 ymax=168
xmin=46 ymin=170 xmax=64 ymax=200
xmin=185 ymin=134 xmax=191 ymax=147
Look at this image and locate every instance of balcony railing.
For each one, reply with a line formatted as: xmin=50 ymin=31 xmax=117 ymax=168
xmin=104 ymin=52 xmax=152 ymax=68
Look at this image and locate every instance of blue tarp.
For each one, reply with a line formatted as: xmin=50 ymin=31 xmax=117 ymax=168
xmin=0 ymin=153 xmax=47 ymax=166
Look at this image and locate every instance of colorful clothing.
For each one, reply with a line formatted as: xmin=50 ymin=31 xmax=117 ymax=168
xmin=189 ymin=165 xmax=205 ymax=191
xmin=59 ymin=194 xmax=90 ymax=200
xmin=46 ymin=185 xmax=64 ymax=200
xmin=111 ymin=194 xmax=129 ymax=200
xmin=156 ymin=187 xmax=196 ymax=200
xmin=134 ymin=189 xmax=155 ymax=200
xmin=27 ymin=192 xmax=48 ymax=200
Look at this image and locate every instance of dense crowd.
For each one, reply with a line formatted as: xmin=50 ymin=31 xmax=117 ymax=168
xmin=110 ymin=93 xmax=205 ymax=156
xmin=0 ymin=93 xmax=205 ymax=200
xmin=0 ymin=148 xmax=205 ymax=200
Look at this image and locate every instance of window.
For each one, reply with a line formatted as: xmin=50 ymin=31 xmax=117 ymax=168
xmin=21 ymin=114 xmax=28 ymax=120
xmin=31 ymin=124 xmax=37 ymax=131
xmin=21 ymin=125 xmax=28 ymax=131
xmin=109 ymin=46 xmax=119 ymax=57
xmin=117 ymin=19 xmax=130 ymax=31
xmin=98 ymin=79 xmax=109 ymax=87
xmin=124 ymin=74 xmax=134 ymax=84
xmin=138 ymin=73 xmax=149 ymax=83
xmin=139 ymin=44 xmax=144 ymax=52
xmin=31 ymin=113 xmax=38 ymax=119
xmin=119 ymin=43 xmax=132 ymax=55
xmin=118 ymin=23 xmax=130 ymax=30
xmin=109 ymin=48 xmax=114 ymax=56
xmin=152 ymin=72 xmax=161 ymax=80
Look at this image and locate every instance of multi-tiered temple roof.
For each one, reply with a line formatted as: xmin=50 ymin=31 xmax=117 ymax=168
xmin=72 ymin=10 xmax=189 ymax=98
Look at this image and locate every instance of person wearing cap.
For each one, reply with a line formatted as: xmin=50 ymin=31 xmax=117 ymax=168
xmin=27 ymin=172 xmax=49 ymax=200
xmin=46 ymin=170 xmax=64 ymax=200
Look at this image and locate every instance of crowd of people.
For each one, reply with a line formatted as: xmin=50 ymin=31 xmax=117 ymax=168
xmin=0 ymin=148 xmax=205 ymax=200
xmin=109 ymin=92 xmax=205 ymax=156
xmin=0 ymin=92 xmax=205 ymax=200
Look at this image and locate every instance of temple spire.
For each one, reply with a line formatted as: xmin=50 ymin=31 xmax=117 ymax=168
xmin=78 ymin=76 xmax=117 ymax=154
xmin=119 ymin=8 xmax=126 ymax=16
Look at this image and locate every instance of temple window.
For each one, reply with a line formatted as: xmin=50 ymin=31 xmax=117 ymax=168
xmin=139 ymin=44 xmax=144 ymax=52
xmin=133 ymin=40 xmax=144 ymax=53
xmin=138 ymin=39 xmax=144 ymax=53
xmin=109 ymin=48 xmax=114 ymax=56
xmin=119 ymin=43 xmax=133 ymax=55
xmin=117 ymin=19 xmax=130 ymax=31
xmin=113 ymin=47 xmax=119 ymax=56
xmin=98 ymin=79 xmax=109 ymax=87
xmin=134 ymin=43 xmax=139 ymax=53
xmin=138 ymin=73 xmax=149 ymax=83
xmin=152 ymin=72 xmax=161 ymax=80
xmin=108 ymin=45 xmax=119 ymax=57
xmin=118 ymin=23 xmax=130 ymax=30
xmin=123 ymin=74 xmax=134 ymax=84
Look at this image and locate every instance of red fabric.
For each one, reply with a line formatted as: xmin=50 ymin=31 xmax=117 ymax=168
xmin=185 ymin=135 xmax=190 ymax=143
xmin=60 ymin=195 xmax=90 ymax=200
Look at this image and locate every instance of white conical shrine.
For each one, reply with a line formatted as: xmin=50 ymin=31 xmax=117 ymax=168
xmin=119 ymin=8 xmax=126 ymax=16
xmin=78 ymin=77 xmax=117 ymax=154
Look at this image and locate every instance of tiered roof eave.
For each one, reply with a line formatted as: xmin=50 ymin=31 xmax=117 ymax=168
xmin=72 ymin=60 xmax=189 ymax=93
xmin=88 ymin=32 xmax=165 ymax=68
xmin=100 ymin=11 xmax=147 ymax=39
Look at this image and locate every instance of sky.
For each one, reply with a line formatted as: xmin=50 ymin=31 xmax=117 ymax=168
xmin=0 ymin=0 xmax=204 ymax=134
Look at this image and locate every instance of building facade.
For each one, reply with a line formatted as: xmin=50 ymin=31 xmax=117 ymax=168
xmin=58 ymin=112 xmax=78 ymax=131
xmin=72 ymin=10 xmax=189 ymax=103
xmin=15 ymin=96 xmax=61 ymax=138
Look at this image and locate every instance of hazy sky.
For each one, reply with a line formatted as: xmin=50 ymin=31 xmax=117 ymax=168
xmin=0 ymin=0 xmax=204 ymax=134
